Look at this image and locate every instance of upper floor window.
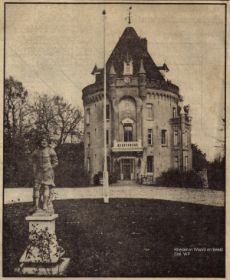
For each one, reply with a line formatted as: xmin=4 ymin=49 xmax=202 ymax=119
xmin=173 ymin=107 xmax=177 ymax=118
xmin=86 ymin=108 xmax=90 ymax=125
xmin=106 ymin=104 xmax=110 ymax=120
xmin=124 ymin=124 xmax=133 ymax=142
xmin=184 ymin=131 xmax=189 ymax=146
xmin=146 ymin=104 xmax=153 ymax=120
xmin=173 ymin=130 xmax=179 ymax=146
xmin=106 ymin=130 xmax=109 ymax=145
xmin=123 ymin=60 xmax=133 ymax=75
xmin=148 ymin=129 xmax=153 ymax=145
xmin=161 ymin=129 xmax=167 ymax=145
xmin=147 ymin=156 xmax=154 ymax=173
xmin=107 ymin=156 xmax=110 ymax=172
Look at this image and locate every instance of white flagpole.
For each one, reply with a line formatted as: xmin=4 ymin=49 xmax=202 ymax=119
xmin=102 ymin=10 xmax=109 ymax=203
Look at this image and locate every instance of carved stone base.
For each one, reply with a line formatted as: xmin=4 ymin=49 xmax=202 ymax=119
xmin=17 ymin=213 xmax=69 ymax=276
xmin=16 ymin=257 xmax=70 ymax=276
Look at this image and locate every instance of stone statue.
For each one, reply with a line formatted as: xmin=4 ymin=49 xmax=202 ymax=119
xmin=183 ymin=104 xmax=190 ymax=114
xmin=30 ymin=136 xmax=58 ymax=215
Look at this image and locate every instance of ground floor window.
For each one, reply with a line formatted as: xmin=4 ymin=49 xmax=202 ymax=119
xmin=87 ymin=157 xmax=90 ymax=172
xmin=184 ymin=156 xmax=188 ymax=171
xmin=147 ymin=156 xmax=153 ymax=173
xmin=174 ymin=156 xmax=179 ymax=169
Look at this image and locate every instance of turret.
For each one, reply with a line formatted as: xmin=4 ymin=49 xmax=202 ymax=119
xmin=138 ymin=59 xmax=146 ymax=98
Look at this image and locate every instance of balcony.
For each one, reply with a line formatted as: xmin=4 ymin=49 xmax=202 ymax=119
xmin=112 ymin=140 xmax=143 ymax=152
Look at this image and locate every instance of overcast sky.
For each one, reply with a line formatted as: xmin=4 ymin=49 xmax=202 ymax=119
xmin=5 ymin=3 xmax=225 ymax=161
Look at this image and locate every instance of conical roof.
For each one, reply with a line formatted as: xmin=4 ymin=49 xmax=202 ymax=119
xmin=105 ymin=26 xmax=164 ymax=81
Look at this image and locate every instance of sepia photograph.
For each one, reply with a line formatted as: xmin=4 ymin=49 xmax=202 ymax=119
xmin=3 ymin=1 xmax=226 ymax=277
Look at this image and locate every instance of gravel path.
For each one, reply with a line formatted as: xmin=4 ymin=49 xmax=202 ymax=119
xmin=4 ymin=185 xmax=224 ymax=207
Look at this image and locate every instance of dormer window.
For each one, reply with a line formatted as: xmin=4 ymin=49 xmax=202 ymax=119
xmin=123 ymin=60 xmax=133 ymax=75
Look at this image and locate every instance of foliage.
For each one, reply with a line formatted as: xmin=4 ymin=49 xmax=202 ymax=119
xmin=4 ymin=77 xmax=33 ymax=187
xmin=191 ymin=144 xmax=208 ymax=171
xmin=4 ymin=76 xmax=83 ymax=187
xmin=156 ymin=169 xmax=202 ymax=188
xmin=207 ymin=156 xmax=225 ymax=191
xmin=29 ymin=95 xmax=82 ymax=148
xmin=4 ymin=76 xmax=29 ymax=140
xmin=93 ymin=171 xmax=118 ymax=185
xmin=55 ymin=142 xmax=89 ymax=187
xmin=214 ymin=118 xmax=225 ymax=153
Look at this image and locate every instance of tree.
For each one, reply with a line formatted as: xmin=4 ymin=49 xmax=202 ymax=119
xmin=30 ymin=94 xmax=82 ymax=148
xmin=53 ymin=96 xmax=82 ymax=146
xmin=4 ymin=77 xmax=34 ymax=187
xmin=214 ymin=118 xmax=225 ymax=159
xmin=4 ymin=76 xmax=29 ymax=141
xmin=191 ymin=144 xmax=208 ymax=171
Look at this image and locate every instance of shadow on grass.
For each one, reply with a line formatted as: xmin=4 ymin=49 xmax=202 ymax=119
xmin=3 ymin=199 xmax=225 ymax=277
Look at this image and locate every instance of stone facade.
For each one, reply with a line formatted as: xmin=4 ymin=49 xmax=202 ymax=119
xmin=82 ymin=26 xmax=192 ymax=184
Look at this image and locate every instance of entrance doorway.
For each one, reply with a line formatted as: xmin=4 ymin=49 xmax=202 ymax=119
xmin=121 ymin=159 xmax=134 ymax=180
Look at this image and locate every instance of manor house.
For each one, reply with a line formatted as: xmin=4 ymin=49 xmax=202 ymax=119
xmin=82 ymin=26 xmax=192 ymax=184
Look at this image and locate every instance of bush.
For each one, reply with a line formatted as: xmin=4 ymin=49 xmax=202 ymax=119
xmin=93 ymin=171 xmax=118 ymax=186
xmin=55 ymin=142 xmax=90 ymax=187
xmin=156 ymin=169 xmax=202 ymax=188
xmin=207 ymin=157 xmax=225 ymax=191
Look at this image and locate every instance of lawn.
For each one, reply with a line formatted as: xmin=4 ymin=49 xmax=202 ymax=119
xmin=3 ymin=199 xmax=225 ymax=277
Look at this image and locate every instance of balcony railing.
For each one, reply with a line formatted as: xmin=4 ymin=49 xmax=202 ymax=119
xmin=112 ymin=140 xmax=143 ymax=152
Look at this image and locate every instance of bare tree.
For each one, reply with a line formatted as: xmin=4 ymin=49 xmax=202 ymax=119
xmin=53 ymin=96 xmax=82 ymax=146
xmin=31 ymin=94 xmax=82 ymax=147
xmin=4 ymin=76 xmax=29 ymax=140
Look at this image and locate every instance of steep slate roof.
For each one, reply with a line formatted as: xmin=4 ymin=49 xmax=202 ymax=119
xmin=99 ymin=26 xmax=165 ymax=81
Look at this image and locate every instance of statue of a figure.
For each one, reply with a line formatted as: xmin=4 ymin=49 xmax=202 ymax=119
xmin=30 ymin=136 xmax=58 ymax=215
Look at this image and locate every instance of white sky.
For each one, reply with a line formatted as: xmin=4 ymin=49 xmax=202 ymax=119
xmin=5 ymin=3 xmax=225 ymax=161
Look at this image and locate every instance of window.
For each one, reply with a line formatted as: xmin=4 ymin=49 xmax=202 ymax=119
xmin=146 ymin=104 xmax=153 ymax=120
xmin=184 ymin=156 xmax=188 ymax=171
xmin=147 ymin=156 xmax=153 ymax=173
xmin=124 ymin=124 xmax=133 ymax=141
xmin=87 ymin=132 xmax=90 ymax=147
xmin=174 ymin=130 xmax=178 ymax=146
xmin=184 ymin=131 xmax=188 ymax=146
xmin=173 ymin=107 xmax=177 ymax=118
xmin=106 ymin=130 xmax=109 ymax=145
xmin=148 ymin=129 xmax=153 ymax=145
xmin=86 ymin=108 xmax=90 ymax=125
xmin=107 ymin=156 xmax=110 ymax=172
xmin=87 ymin=157 xmax=90 ymax=172
xmin=123 ymin=60 xmax=133 ymax=75
xmin=161 ymin=129 xmax=167 ymax=145
xmin=174 ymin=156 xmax=179 ymax=169
xmin=106 ymin=104 xmax=110 ymax=120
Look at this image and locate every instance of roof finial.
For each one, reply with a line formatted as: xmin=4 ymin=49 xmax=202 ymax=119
xmin=128 ymin=6 xmax=132 ymax=25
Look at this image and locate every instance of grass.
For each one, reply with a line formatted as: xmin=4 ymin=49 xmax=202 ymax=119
xmin=3 ymin=199 xmax=225 ymax=277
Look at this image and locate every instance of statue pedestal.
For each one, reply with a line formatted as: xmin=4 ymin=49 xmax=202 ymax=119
xmin=16 ymin=213 xmax=70 ymax=276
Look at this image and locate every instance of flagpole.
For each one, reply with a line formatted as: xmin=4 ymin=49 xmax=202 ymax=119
xmin=102 ymin=10 xmax=109 ymax=203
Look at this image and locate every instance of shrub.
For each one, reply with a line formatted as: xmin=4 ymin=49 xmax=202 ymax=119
xmin=93 ymin=171 xmax=118 ymax=186
xmin=207 ymin=157 xmax=225 ymax=191
xmin=55 ymin=142 xmax=90 ymax=187
xmin=156 ymin=169 xmax=202 ymax=188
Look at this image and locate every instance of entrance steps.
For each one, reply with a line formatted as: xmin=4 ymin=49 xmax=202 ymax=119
xmin=111 ymin=180 xmax=140 ymax=186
